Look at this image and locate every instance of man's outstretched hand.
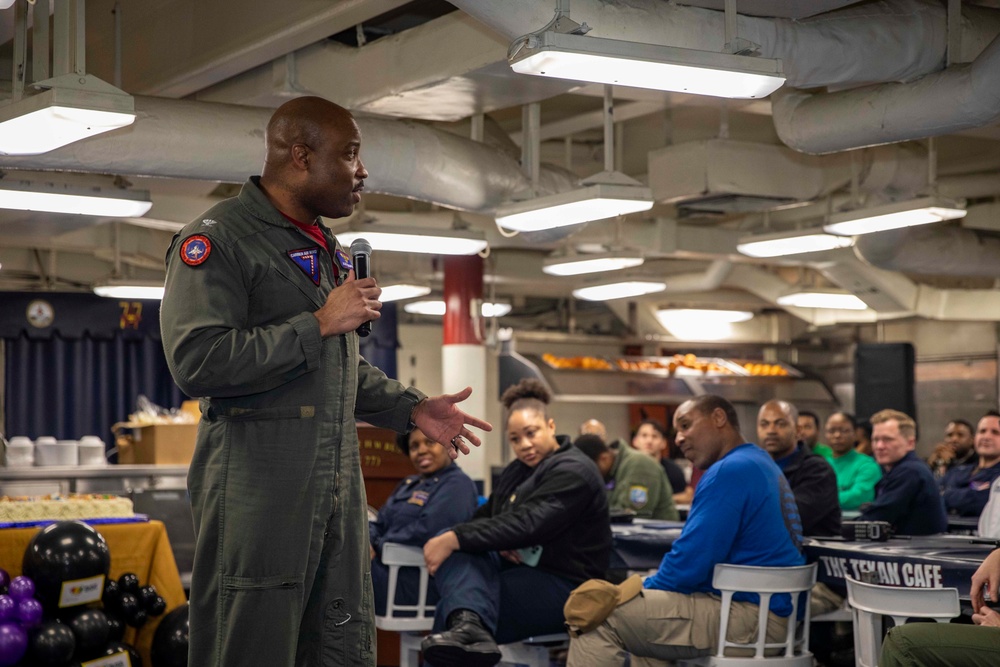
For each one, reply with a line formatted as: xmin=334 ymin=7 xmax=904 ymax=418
xmin=410 ymin=386 xmax=493 ymax=458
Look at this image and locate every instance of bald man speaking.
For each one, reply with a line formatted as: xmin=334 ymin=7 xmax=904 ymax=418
xmin=161 ymin=97 xmax=491 ymax=667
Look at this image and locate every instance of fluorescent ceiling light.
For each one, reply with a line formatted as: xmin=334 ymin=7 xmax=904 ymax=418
xmin=496 ymin=182 xmax=653 ymax=232
xmin=573 ymin=280 xmax=666 ymax=302
xmin=0 ymin=180 xmax=152 ymax=217
xmin=737 ymin=229 xmax=854 ymax=258
xmin=93 ymin=280 xmax=164 ymax=300
xmin=0 ymin=75 xmax=136 ymax=155
xmin=655 ymin=308 xmax=754 ymax=341
xmin=380 ymin=283 xmax=432 ymax=302
xmin=776 ymin=290 xmax=868 ymax=310
xmin=543 ymin=249 xmax=644 ymax=276
xmin=823 ymin=196 xmax=967 ymax=236
xmin=403 ymin=300 xmax=511 ymax=317
xmin=331 ymin=220 xmax=487 ymax=255
xmin=509 ymin=30 xmax=785 ymax=99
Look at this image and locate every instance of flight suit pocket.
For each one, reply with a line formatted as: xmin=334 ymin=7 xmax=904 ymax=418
xmin=322 ymin=583 xmax=375 ymax=667
xmin=220 ymin=575 xmax=303 ymax=665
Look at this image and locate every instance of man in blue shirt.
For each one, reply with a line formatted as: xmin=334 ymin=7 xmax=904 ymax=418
xmin=859 ymin=409 xmax=947 ymax=535
xmin=566 ymin=395 xmax=805 ymax=666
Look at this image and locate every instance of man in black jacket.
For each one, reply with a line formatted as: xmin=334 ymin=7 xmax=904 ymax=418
xmin=757 ymin=400 xmax=841 ymax=537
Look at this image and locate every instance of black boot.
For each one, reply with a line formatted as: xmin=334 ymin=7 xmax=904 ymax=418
xmin=421 ymin=609 xmax=501 ymax=667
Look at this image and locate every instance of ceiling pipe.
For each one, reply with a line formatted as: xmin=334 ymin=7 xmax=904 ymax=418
xmin=449 ymin=0 xmax=1000 ymax=91
xmin=854 ymin=226 xmax=1000 ymax=278
xmin=772 ymin=34 xmax=1000 ymax=154
xmin=0 ymin=96 xmax=576 ymax=213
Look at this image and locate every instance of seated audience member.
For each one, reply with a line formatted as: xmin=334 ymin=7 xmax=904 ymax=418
xmin=880 ymin=547 xmax=1000 ymax=666
xmin=928 ymin=418 xmax=977 ymax=479
xmin=757 ymin=400 xmax=840 ymax=536
xmin=856 ymin=420 xmax=874 ymax=456
xmin=369 ymin=428 xmax=478 ymax=615
xmin=858 ymin=409 xmax=947 ymax=535
xmin=798 ymin=410 xmax=832 ymax=458
xmin=574 ymin=433 xmax=680 ymax=520
xmin=420 ymin=379 xmax=611 ymax=667
xmin=941 ymin=411 xmax=1000 ymax=517
xmin=631 ymin=419 xmax=690 ymax=501
xmin=566 ymin=395 xmax=805 ymax=666
xmin=979 ymin=475 xmax=1000 ymax=538
xmin=824 ymin=412 xmax=882 ymax=511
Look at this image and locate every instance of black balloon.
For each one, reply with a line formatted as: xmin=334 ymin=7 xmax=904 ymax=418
xmin=22 ymin=521 xmax=110 ymax=613
xmin=117 ymin=574 xmax=140 ymax=596
xmin=27 ymin=621 xmax=76 ymax=667
xmin=151 ymin=603 xmax=188 ymax=667
xmin=105 ymin=612 xmax=126 ymax=642
xmin=103 ymin=641 xmax=142 ymax=667
xmin=117 ymin=593 xmax=139 ymax=621
xmin=102 ymin=580 xmax=121 ymax=610
xmin=128 ymin=607 xmax=147 ymax=629
xmin=66 ymin=608 xmax=109 ymax=661
xmin=148 ymin=596 xmax=167 ymax=617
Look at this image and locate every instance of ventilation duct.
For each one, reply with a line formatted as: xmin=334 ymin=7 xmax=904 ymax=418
xmin=854 ymin=225 xmax=1000 ymax=278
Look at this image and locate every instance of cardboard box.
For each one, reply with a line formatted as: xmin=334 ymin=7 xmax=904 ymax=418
xmin=130 ymin=424 xmax=198 ymax=465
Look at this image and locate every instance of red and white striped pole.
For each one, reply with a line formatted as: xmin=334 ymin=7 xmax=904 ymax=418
xmin=443 ymin=254 xmax=488 ymax=484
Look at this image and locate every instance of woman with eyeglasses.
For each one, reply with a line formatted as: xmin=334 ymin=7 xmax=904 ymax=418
xmin=823 ymin=412 xmax=882 ymax=511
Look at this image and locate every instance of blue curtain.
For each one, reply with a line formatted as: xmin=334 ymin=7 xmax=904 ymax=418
xmin=4 ymin=332 xmax=186 ymax=447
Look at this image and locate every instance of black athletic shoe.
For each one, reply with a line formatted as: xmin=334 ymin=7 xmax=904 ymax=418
xmin=421 ymin=610 xmax=501 ymax=667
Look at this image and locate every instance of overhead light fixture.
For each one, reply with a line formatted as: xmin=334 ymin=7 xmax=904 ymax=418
xmin=542 ymin=249 xmax=644 ymax=276
xmin=572 ymin=280 xmax=666 ymax=302
xmin=380 ymin=283 xmax=432 ymax=302
xmin=495 ymin=179 xmax=653 ymax=232
xmin=0 ymin=179 xmax=152 ymax=217
xmin=331 ymin=220 xmax=488 ymax=255
xmin=776 ymin=290 xmax=868 ymax=310
xmin=0 ymin=74 xmax=136 ymax=156
xmin=403 ymin=300 xmax=511 ymax=317
xmin=823 ymin=196 xmax=967 ymax=237
xmin=656 ymin=308 xmax=754 ymax=341
xmin=93 ymin=279 xmax=164 ymax=300
xmin=737 ymin=228 xmax=854 ymax=258
xmin=509 ymin=30 xmax=785 ymax=99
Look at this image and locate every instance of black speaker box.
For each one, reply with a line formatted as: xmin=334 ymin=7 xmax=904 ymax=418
xmin=854 ymin=343 xmax=916 ymax=424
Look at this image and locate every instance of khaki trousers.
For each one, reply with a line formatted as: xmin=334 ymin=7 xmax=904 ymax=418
xmin=567 ymin=590 xmax=789 ymax=667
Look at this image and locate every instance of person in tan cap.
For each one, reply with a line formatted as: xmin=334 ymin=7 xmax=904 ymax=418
xmin=566 ymin=394 xmax=805 ymax=666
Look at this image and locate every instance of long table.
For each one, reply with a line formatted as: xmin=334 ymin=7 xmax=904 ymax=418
xmin=611 ymin=523 xmax=999 ymax=603
xmin=806 ymin=535 xmax=998 ymax=599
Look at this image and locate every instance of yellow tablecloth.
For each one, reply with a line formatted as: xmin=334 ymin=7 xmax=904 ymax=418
xmin=0 ymin=519 xmax=187 ymax=664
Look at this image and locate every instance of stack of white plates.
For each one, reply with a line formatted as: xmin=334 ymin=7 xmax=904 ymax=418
xmin=35 ymin=437 xmax=79 ymax=466
xmin=78 ymin=436 xmax=107 ymax=466
xmin=5 ymin=437 xmax=34 ymax=467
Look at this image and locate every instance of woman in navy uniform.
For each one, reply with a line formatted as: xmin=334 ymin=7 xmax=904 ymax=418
xmin=370 ymin=428 xmax=478 ymax=614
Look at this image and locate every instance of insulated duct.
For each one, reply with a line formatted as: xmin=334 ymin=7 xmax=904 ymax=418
xmin=772 ymin=34 xmax=1000 ymax=154
xmin=0 ymin=96 xmax=576 ymax=213
xmin=854 ymin=226 xmax=1000 ymax=278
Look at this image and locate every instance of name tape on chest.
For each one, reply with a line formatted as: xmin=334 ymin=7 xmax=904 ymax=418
xmin=408 ymin=490 xmax=430 ymax=507
xmin=180 ymin=235 xmax=212 ymax=266
xmin=288 ymin=247 xmax=322 ymax=285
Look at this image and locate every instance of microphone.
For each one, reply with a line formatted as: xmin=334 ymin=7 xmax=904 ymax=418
xmin=350 ymin=237 xmax=373 ymax=337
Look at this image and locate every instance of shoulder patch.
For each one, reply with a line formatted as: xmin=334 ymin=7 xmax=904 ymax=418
xmin=288 ymin=247 xmax=322 ymax=286
xmin=180 ymin=235 xmax=212 ymax=266
xmin=629 ymin=485 xmax=649 ymax=508
xmin=335 ymin=248 xmax=353 ymax=271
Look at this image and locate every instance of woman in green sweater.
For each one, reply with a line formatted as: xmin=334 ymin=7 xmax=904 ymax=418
xmin=823 ymin=412 xmax=883 ymax=511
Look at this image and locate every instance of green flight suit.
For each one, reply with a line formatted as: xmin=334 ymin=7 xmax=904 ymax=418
xmin=608 ymin=443 xmax=679 ymax=520
xmin=160 ymin=177 xmax=425 ymax=667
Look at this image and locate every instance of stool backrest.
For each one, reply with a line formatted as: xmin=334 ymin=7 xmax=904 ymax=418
xmin=374 ymin=542 xmax=436 ymax=632
xmin=711 ymin=562 xmax=817 ymax=664
xmin=845 ymin=577 xmax=960 ymax=667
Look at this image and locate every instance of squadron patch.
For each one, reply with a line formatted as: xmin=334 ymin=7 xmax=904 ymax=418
xmin=180 ymin=235 xmax=212 ymax=266
xmin=288 ymin=247 xmax=321 ymax=285
xmin=334 ymin=249 xmax=353 ymax=272
xmin=629 ymin=485 xmax=649 ymax=508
